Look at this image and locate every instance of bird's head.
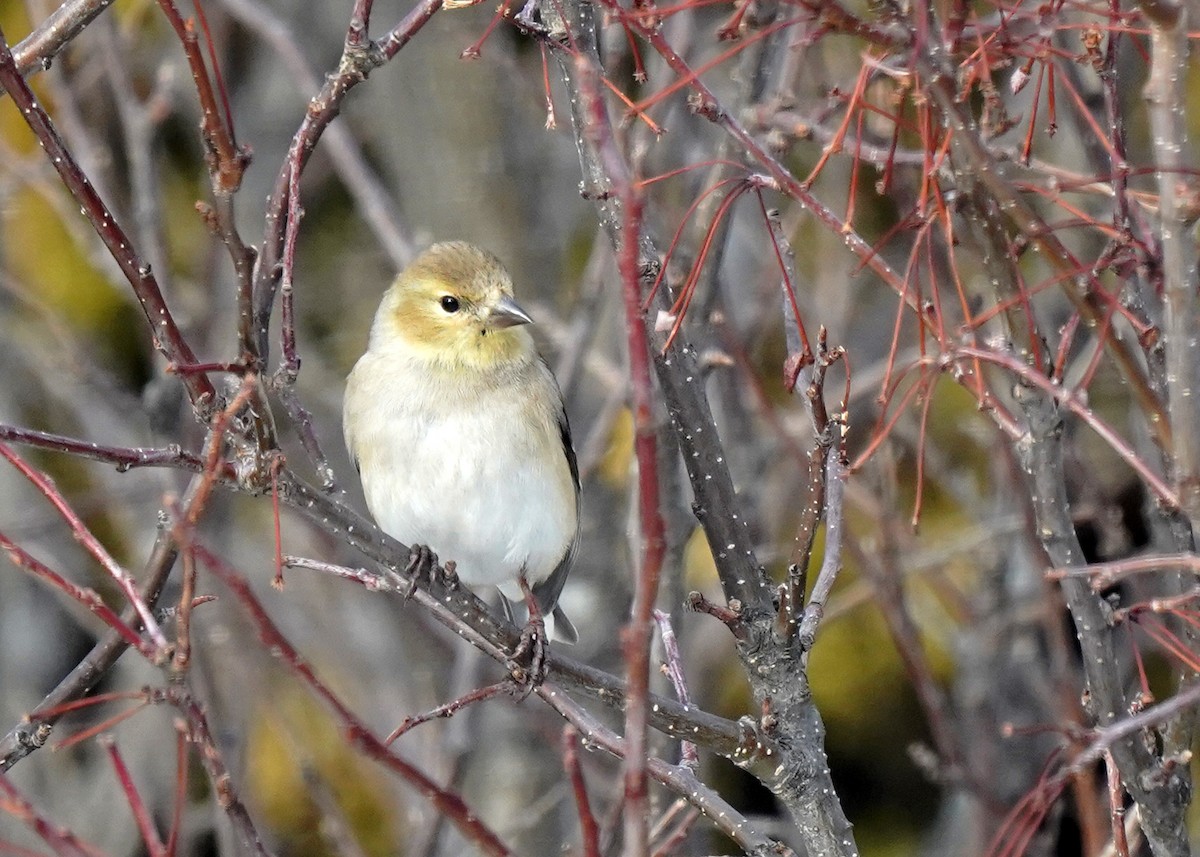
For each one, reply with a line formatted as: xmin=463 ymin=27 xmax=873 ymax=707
xmin=371 ymin=241 xmax=537 ymax=371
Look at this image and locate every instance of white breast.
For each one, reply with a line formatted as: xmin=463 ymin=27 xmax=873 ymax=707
xmin=344 ymin=347 xmax=576 ymax=601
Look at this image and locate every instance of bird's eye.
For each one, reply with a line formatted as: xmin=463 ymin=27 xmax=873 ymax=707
xmin=439 ymin=295 xmax=460 ymax=313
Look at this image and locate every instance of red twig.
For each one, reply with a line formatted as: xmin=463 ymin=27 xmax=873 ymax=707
xmin=384 ymin=682 xmax=511 ymax=745
xmin=103 ymin=737 xmax=167 ymax=857
xmin=0 ymin=442 xmax=169 ymax=654
xmin=193 ymin=546 xmax=515 ymax=856
xmin=166 ymin=724 xmax=188 ymax=857
xmin=172 ymin=690 xmax=274 ymax=856
xmin=54 ymin=700 xmax=151 ymax=752
xmin=0 ymin=532 xmax=153 ymax=658
xmin=562 ymin=726 xmax=601 ymax=857
xmin=254 ymin=0 xmax=444 ymax=357
xmin=575 ymin=51 xmax=666 ymax=857
xmin=0 ymin=774 xmax=102 ymax=857
xmin=170 ymin=548 xmax=198 ymax=675
xmin=0 ymin=24 xmax=216 ymax=412
xmin=947 ymin=345 xmax=1179 ymax=509
xmin=154 ymin=0 xmax=246 ymax=192
xmin=598 ymin=0 xmax=914 ymax=314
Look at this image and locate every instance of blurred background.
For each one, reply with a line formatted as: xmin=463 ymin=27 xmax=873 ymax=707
xmin=2 ymin=0 xmax=1197 ymax=854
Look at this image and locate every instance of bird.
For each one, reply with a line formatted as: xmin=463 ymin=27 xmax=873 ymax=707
xmin=343 ymin=241 xmax=580 ymax=653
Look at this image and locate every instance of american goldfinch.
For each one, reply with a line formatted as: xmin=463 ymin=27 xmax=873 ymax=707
xmin=343 ymin=241 xmax=580 ymax=645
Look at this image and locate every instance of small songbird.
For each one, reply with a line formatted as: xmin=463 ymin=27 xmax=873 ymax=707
xmin=343 ymin=241 xmax=579 ymax=644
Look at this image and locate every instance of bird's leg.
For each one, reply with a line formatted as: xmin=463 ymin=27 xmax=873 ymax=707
xmin=402 ymin=544 xmax=439 ymax=599
xmin=507 ymin=572 xmax=547 ymax=698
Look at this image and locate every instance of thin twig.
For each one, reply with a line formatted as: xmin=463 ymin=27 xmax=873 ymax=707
xmin=0 ymin=441 xmax=170 ymax=654
xmin=0 ymin=23 xmax=216 ymax=414
xmin=563 ymin=725 xmax=602 ymax=857
xmin=194 ymin=546 xmax=516 ymax=856
xmin=797 ymin=430 xmax=847 ymax=651
xmin=0 ymin=526 xmax=180 ymax=771
xmin=253 ymin=0 xmax=442 ymax=362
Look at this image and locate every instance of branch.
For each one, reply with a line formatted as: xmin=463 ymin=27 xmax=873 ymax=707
xmin=0 ymin=424 xmax=210 ymax=474
xmin=543 ymin=2 xmax=857 ymax=853
xmin=933 ymin=28 xmax=1195 ymax=846
xmin=0 ymin=526 xmax=179 ymax=771
xmin=193 ymin=544 xmax=516 ymax=857
xmin=279 ymin=546 xmax=766 ymax=766
xmin=0 ymin=442 xmax=170 ymax=655
xmin=4 ymin=0 xmax=115 ymax=87
xmin=252 ymin=0 xmax=442 ymax=364
xmin=0 ymin=24 xmax=217 ymax=414
xmin=0 ymin=772 xmax=100 ymax=857
xmin=1143 ymin=0 xmax=1200 ymax=532
xmin=573 ymin=49 xmax=667 ymax=857
xmin=796 ymin=431 xmax=847 ymax=650
xmin=543 ymin=690 xmax=796 ymax=856
xmin=216 ymin=0 xmax=415 ymax=270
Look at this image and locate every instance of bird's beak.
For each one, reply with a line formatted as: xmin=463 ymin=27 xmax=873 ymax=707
xmin=489 ymin=295 xmax=534 ymax=329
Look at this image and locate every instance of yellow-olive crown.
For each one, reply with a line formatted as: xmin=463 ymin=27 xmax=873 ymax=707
xmin=370 ymin=241 xmax=536 ymax=370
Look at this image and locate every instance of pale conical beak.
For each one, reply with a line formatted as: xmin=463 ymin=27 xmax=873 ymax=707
xmin=489 ymin=295 xmax=533 ymax=329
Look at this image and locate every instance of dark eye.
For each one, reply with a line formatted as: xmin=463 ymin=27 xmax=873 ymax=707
xmin=440 ymin=295 xmax=460 ymax=313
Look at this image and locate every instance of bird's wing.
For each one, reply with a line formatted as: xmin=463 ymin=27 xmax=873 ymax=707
xmin=532 ymin=367 xmax=580 ymax=644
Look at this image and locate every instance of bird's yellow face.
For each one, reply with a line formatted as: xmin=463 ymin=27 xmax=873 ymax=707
xmin=377 ymin=241 xmax=535 ymax=371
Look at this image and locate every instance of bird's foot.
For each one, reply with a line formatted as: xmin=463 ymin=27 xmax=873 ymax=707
xmin=506 ymin=575 xmax=547 ymax=700
xmin=506 ymin=618 xmax=546 ymax=700
xmin=402 ymin=544 xmax=439 ymax=599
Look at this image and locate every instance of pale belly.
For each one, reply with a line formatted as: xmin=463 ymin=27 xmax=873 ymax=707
xmin=348 ymin=364 xmax=576 ymax=598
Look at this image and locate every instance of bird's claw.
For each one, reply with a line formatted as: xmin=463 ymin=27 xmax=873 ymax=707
xmin=506 ymin=614 xmax=547 ymax=700
xmin=403 ymin=545 xmax=439 ymax=599
xmin=506 ymin=573 xmax=547 ymax=699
